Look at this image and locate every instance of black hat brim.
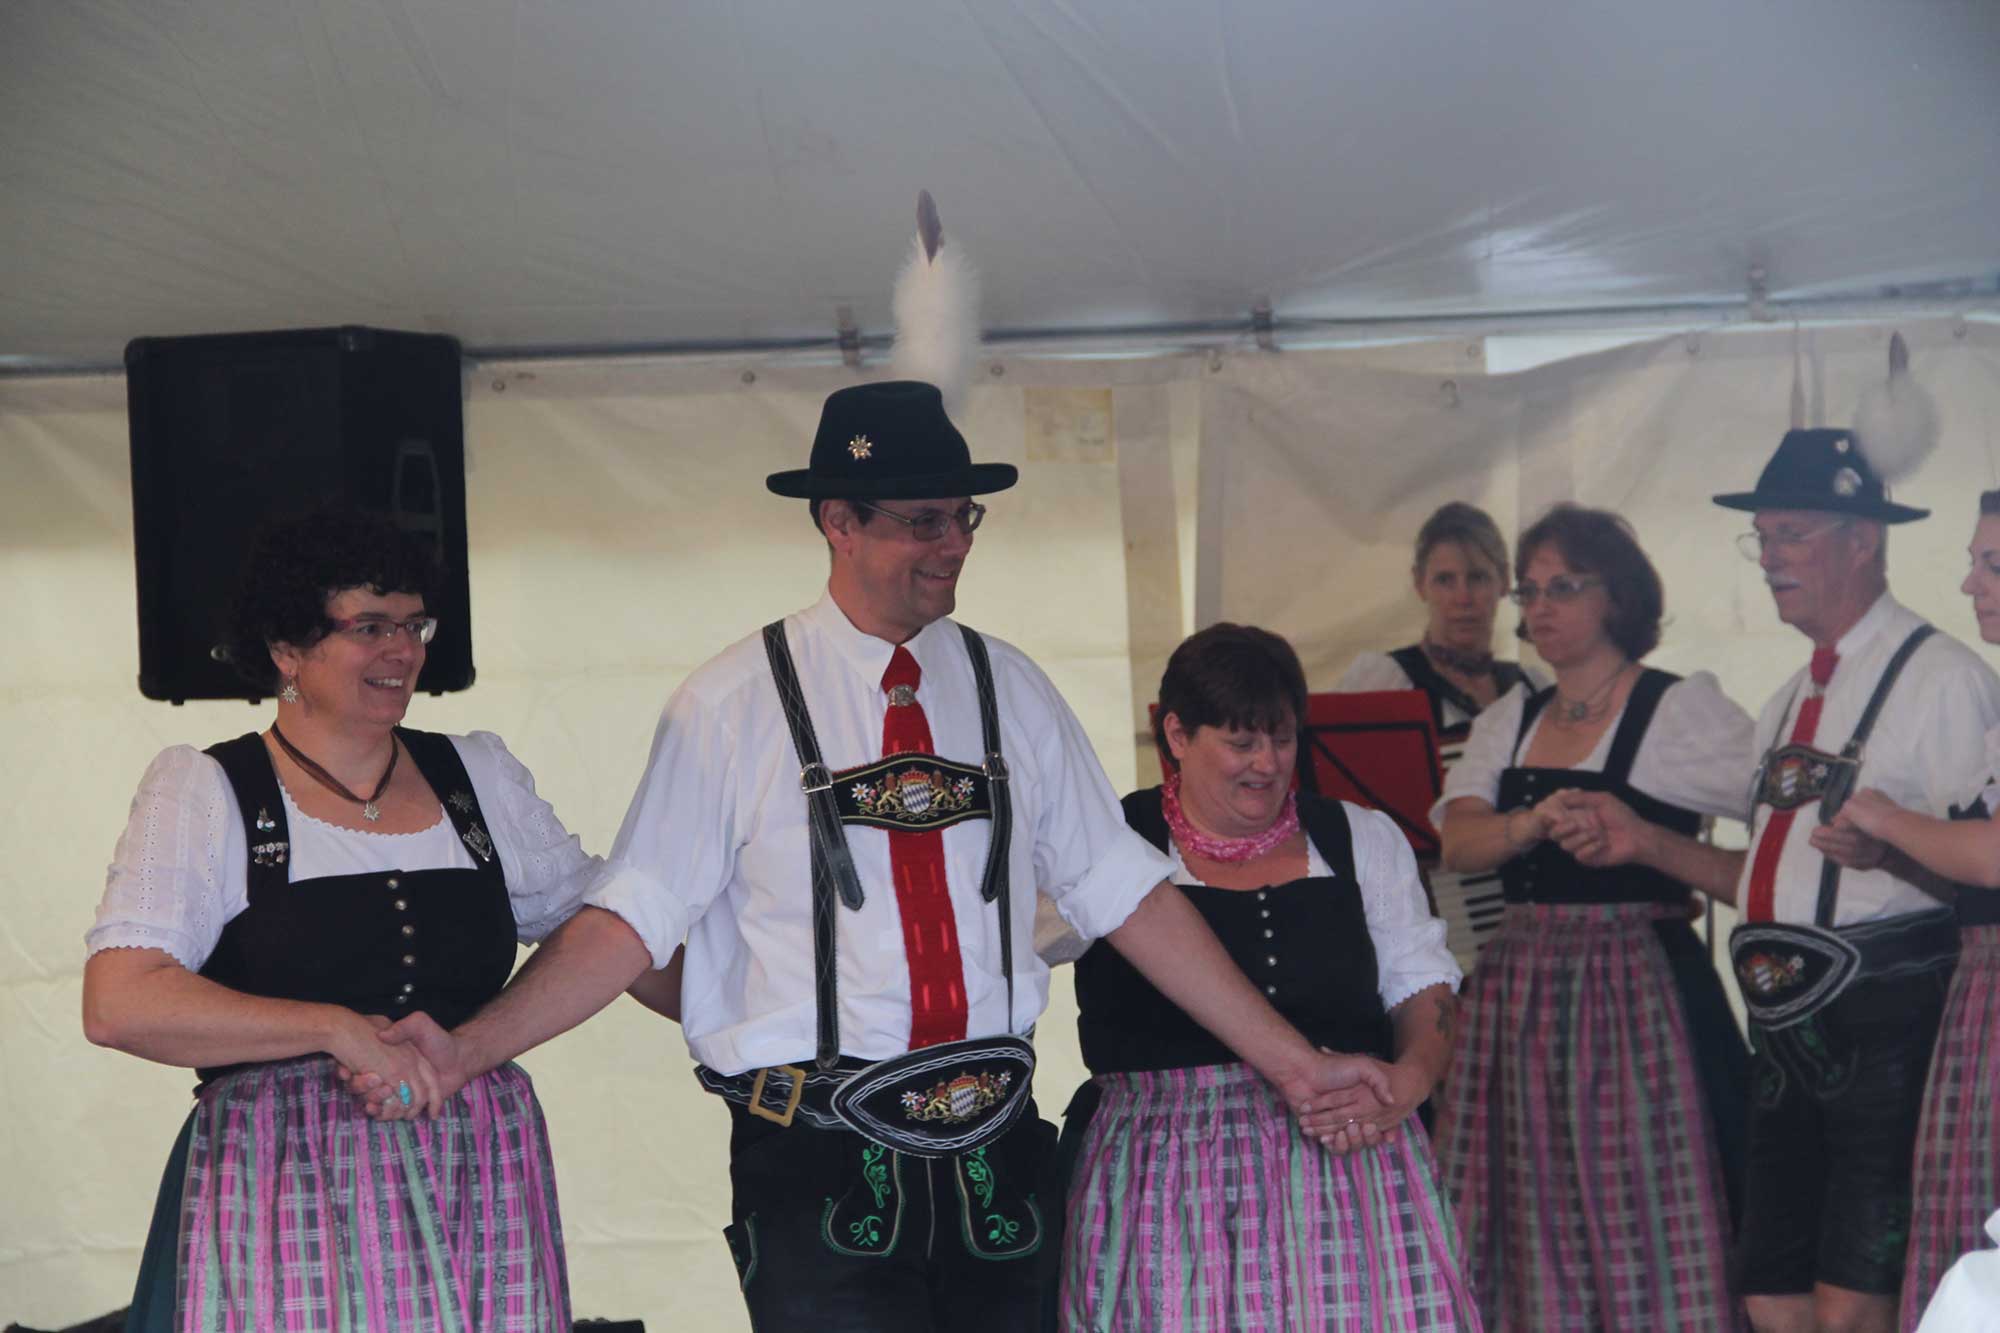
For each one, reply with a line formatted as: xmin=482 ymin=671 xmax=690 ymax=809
xmin=1710 ymin=490 xmax=1929 ymax=523
xmin=766 ymin=462 xmax=1019 ymax=500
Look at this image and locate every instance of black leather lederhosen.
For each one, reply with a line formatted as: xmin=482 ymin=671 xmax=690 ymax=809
xmin=1497 ymin=668 xmax=1751 ymax=1218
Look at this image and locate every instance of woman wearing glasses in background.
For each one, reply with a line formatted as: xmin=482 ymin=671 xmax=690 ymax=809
xmin=1432 ymin=503 xmax=1756 ymax=1331
xmin=84 ymin=508 xmax=600 ymax=1333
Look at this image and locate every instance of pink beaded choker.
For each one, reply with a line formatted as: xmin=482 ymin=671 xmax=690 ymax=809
xmin=1161 ymin=772 xmax=1300 ymax=863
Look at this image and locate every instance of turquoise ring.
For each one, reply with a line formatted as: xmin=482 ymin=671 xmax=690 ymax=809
xmin=397 ymin=1081 xmax=413 ymax=1108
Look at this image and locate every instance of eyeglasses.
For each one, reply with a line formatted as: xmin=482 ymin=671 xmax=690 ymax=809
xmin=328 ymin=615 xmax=438 ymax=645
xmin=1509 ymin=575 xmax=1602 ymax=606
xmin=853 ymin=500 xmax=987 ymax=542
xmin=1735 ymin=520 xmax=1848 ymax=562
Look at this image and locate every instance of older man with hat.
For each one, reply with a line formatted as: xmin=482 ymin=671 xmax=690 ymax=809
xmin=1708 ymin=427 xmax=2000 ymax=1333
xmin=354 ymin=378 xmax=1394 ymax=1331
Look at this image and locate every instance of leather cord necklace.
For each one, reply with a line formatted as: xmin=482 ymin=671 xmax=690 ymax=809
xmin=1552 ymin=659 xmax=1633 ymax=725
xmin=271 ymin=724 xmax=399 ymax=822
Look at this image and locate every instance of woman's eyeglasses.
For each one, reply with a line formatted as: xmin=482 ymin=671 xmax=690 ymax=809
xmin=327 ymin=615 xmax=438 ymax=645
xmin=1509 ymin=575 xmax=1602 ymax=606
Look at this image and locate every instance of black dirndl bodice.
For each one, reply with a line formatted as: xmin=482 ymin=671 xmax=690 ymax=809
xmin=195 ymin=728 xmax=517 ymax=1083
xmin=1074 ymin=788 xmax=1394 ymax=1074
xmin=1496 ymin=668 xmax=1700 ymax=905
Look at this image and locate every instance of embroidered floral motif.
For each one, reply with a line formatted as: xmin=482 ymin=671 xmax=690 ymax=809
xmin=963 ymin=1146 xmax=996 ymax=1208
xmin=847 ymin=1215 xmax=884 ymax=1247
xmin=985 ymin=1214 xmax=1020 ymax=1245
xmin=860 ymin=1143 xmax=891 ymax=1209
xmin=900 ymin=1070 xmax=1012 ymax=1124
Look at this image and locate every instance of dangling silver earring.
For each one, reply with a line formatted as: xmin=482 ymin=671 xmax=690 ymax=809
xmin=278 ymin=677 xmax=301 ymax=704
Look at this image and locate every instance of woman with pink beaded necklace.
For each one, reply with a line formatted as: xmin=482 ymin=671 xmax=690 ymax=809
xmin=1055 ymin=623 xmax=1480 ymax=1331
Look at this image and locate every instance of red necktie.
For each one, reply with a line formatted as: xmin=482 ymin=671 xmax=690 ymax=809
xmin=1743 ymin=647 xmax=1839 ymax=923
xmin=881 ymin=646 xmax=968 ymax=1048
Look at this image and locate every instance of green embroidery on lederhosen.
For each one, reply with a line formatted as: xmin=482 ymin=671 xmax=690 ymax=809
xmin=953 ymin=1145 xmax=1043 ymax=1260
xmin=822 ymin=1142 xmax=904 ymax=1258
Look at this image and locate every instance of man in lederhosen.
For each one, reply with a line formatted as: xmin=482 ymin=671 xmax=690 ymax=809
xmin=358 ymin=379 xmax=1394 ymax=1331
xmin=1714 ymin=430 xmax=2000 ymax=1332
xmin=1554 ymin=427 xmax=2000 ymax=1332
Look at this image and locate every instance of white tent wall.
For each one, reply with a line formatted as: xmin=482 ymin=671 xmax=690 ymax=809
xmin=7 ymin=320 xmax=2000 ymax=1324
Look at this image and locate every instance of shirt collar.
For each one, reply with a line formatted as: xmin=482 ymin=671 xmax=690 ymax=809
xmin=1832 ymin=590 xmax=1899 ymax=660
xmin=799 ymin=587 xmax=954 ymax=689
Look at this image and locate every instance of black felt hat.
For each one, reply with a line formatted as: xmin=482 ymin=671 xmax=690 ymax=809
xmin=766 ymin=381 xmax=1018 ymax=500
xmin=1711 ymin=428 xmax=1928 ymax=523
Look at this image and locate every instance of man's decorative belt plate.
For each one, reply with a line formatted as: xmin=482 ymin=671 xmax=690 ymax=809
xmin=831 ymin=1036 xmax=1035 ymax=1158
xmin=902 ymin=1070 xmax=1013 ymax=1124
xmin=834 ymin=753 xmax=992 ymax=832
xmin=1754 ymin=743 xmax=1849 ymax=812
xmin=1729 ymin=924 xmax=1862 ymax=1027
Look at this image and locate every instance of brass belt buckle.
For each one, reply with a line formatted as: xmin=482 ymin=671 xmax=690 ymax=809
xmin=746 ymin=1063 xmax=807 ymax=1127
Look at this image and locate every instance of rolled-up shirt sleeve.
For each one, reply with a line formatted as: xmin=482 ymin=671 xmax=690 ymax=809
xmin=1019 ymin=667 xmax=1174 ymax=944
xmin=583 ymin=686 xmax=741 ymax=969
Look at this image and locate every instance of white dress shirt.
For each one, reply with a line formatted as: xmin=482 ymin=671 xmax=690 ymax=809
xmin=584 ymin=590 xmax=1175 ymax=1076
xmin=1739 ymin=594 xmax=2000 ymax=926
xmin=87 ymin=732 xmax=598 ymax=968
xmin=1437 ymin=669 xmax=1757 ymax=825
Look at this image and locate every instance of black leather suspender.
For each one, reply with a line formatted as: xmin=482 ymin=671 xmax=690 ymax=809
xmin=762 ymin=620 xmax=1014 ymax=1071
xmin=1811 ymin=624 xmax=1934 ymax=926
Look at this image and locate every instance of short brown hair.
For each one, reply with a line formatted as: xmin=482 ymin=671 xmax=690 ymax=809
xmin=1515 ymin=503 xmax=1664 ymax=660
xmin=1152 ymin=623 xmax=1307 ymax=770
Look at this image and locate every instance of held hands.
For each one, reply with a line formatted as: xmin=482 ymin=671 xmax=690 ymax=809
xmin=325 ymin=1010 xmax=444 ymax=1121
xmin=1830 ymin=787 xmax=1901 ymax=840
xmin=1287 ymin=1049 xmax=1412 ymax=1155
xmin=339 ymin=1011 xmax=475 ymax=1119
xmin=1547 ymin=790 xmax=1651 ymax=869
xmin=1507 ymin=789 xmax=1585 ymax=854
xmin=1814 ymin=798 xmax=1891 ymax=871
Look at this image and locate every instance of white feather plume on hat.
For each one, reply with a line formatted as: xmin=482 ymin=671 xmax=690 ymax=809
xmin=890 ymin=190 xmax=981 ymax=418
xmin=1852 ymin=332 xmax=1939 ymax=484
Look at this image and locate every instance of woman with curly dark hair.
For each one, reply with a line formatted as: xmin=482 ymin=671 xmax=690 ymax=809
xmin=84 ymin=507 xmax=600 ymax=1333
xmin=1431 ymin=503 xmax=1756 ymax=1330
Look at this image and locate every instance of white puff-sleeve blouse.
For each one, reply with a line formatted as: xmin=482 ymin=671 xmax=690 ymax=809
xmin=86 ymin=732 xmax=599 ymax=971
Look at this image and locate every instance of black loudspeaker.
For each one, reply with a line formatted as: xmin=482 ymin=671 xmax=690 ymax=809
xmin=125 ymin=326 xmax=475 ymax=703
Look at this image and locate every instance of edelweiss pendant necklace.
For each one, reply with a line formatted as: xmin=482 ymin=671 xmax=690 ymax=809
xmin=272 ymin=724 xmax=399 ymax=822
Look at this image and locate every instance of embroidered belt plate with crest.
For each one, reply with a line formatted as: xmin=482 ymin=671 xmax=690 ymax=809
xmin=1752 ymin=742 xmax=1853 ymax=813
xmin=833 ymin=752 xmax=992 ymax=832
xmin=1728 ymin=923 xmax=1863 ymax=1027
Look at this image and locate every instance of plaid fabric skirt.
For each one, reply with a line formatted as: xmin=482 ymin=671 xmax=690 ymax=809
xmin=1059 ymin=1061 xmax=1482 ymax=1332
xmin=1902 ymin=925 xmax=2000 ymax=1331
xmin=165 ymin=1054 xmax=570 ymax=1333
xmin=1434 ymin=902 xmax=1742 ymax=1332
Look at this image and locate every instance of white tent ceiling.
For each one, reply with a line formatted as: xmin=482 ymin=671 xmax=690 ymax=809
xmin=4 ymin=0 xmax=1999 ymax=368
